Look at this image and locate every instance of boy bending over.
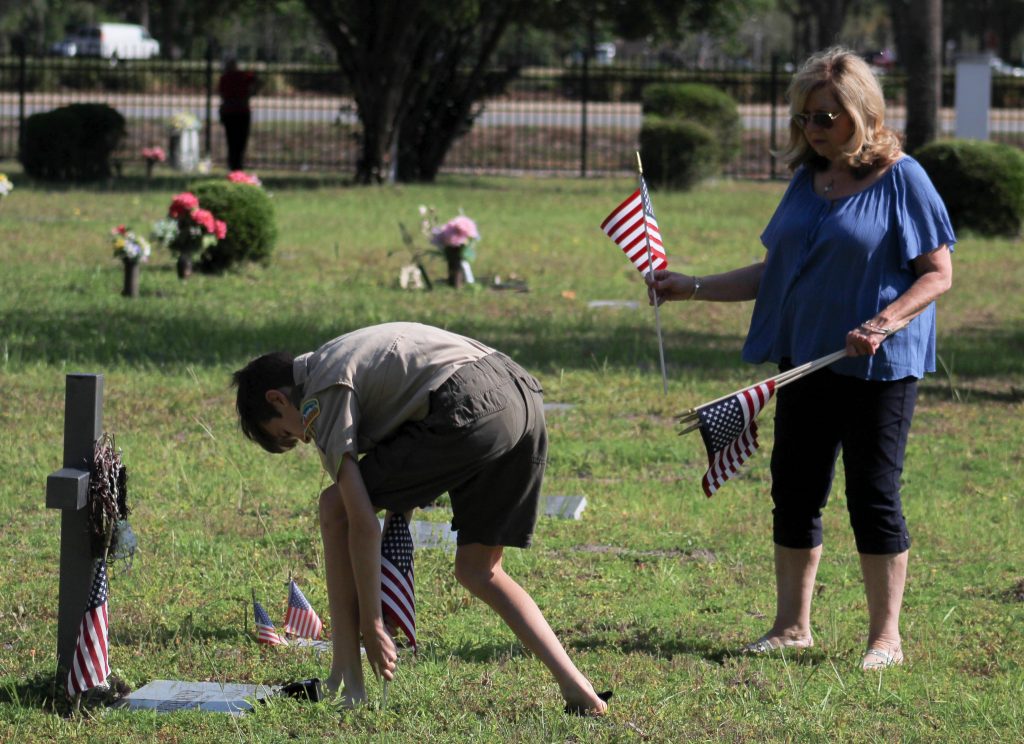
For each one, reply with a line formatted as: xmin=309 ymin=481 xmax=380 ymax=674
xmin=232 ymin=322 xmax=609 ymax=715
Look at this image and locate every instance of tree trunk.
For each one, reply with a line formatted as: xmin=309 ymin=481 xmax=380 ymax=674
xmin=901 ymin=0 xmax=942 ymax=152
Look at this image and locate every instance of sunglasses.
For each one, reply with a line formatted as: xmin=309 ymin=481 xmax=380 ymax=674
xmin=792 ymin=111 xmax=842 ymax=129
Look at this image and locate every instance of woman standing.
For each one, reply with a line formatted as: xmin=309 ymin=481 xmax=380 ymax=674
xmin=648 ymin=48 xmax=954 ymax=670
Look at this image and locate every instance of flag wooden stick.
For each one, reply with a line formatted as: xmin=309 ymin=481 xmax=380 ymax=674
xmin=676 ymin=349 xmax=848 ymax=431
xmin=636 ymin=151 xmax=669 ymax=395
xmin=381 ymin=680 xmax=389 ymax=711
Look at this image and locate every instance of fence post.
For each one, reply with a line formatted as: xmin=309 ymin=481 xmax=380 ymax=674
xmin=16 ymin=35 xmax=26 ymax=161
xmin=205 ymin=40 xmax=214 ymax=159
xmin=579 ymin=15 xmax=595 ymax=178
xmin=769 ymin=54 xmax=779 ymax=180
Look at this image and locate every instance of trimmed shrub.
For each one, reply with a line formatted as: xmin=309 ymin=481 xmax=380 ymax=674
xmin=640 ymin=117 xmax=721 ymax=190
xmin=915 ymin=139 xmax=1024 ymax=237
xmin=188 ymin=180 xmax=277 ymax=272
xmin=642 ymin=82 xmax=740 ymax=161
xmin=20 ymin=103 xmax=125 ymax=181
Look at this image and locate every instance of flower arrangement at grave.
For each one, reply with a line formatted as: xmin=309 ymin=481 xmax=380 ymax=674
xmin=152 ymin=192 xmax=227 ymax=279
xmin=141 ymin=146 xmax=166 ymax=178
xmin=0 ymin=173 xmax=12 ymax=205
xmin=110 ymin=225 xmax=151 ymax=298
xmin=167 ymin=111 xmax=200 ymax=134
xmin=420 ymin=205 xmax=480 ymax=288
xmin=227 ymin=170 xmax=262 ymax=186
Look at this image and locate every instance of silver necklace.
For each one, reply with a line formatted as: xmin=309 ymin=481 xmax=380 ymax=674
xmin=823 ymin=177 xmax=835 ymax=195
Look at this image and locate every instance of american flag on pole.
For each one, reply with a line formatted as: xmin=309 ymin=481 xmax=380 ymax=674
xmin=380 ymin=513 xmax=416 ymax=649
xmin=283 ymin=579 xmax=323 ymax=639
xmin=253 ymin=599 xmax=287 ymax=646
xmin=698 ymin=381 xmax=776 ymax=497
xmin=600 ymin=175 xmax=667 ymax=275
xmin=66 ymin=559 xmax=110 ymax=697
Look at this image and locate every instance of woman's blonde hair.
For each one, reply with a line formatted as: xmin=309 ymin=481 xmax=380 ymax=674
xmin=777 ymin=47 xmax=902 ymax=173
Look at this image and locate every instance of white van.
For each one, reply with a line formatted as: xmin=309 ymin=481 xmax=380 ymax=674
xmin=51 ymin=23 xmax=160 ymax=60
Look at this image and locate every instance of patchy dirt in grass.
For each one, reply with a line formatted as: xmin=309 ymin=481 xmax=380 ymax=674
xmin=1008 ymin=579 xmax=1024 ymax=602
xmin=573 ymin=544 xmax=717 ymax=562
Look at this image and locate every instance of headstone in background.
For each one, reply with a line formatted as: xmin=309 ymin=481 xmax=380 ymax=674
xmin=956 ymin=53 xmax=992 ymax=140
xmin=114 ymin=680 xmax=277 ymax=716
xmin=543 ymin=495 xmax=588 ymax=520
xmin=379 ymin=518 xmax=457 ymax=550
xmin=45 ymin=373 xmax=103 ymax=680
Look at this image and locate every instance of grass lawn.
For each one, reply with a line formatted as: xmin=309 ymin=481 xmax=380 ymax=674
xmin=0 ymin=164 xmax=1021 ymax=742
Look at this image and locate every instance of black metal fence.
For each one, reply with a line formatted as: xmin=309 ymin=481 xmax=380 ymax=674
xmin=4 ymin=51 xmax=1024 ymax=180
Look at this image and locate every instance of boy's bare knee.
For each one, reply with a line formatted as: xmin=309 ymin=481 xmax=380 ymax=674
xmin=318 ymin=485 xmax=348 ymax=529
xmin=454 ymin=551 xmax=498 ymax=594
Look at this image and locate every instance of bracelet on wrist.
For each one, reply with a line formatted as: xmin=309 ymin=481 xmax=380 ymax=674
xmin=859 ymin=321 xmax=895 ymax=336
xmin=688 ymin=276 xmax=702 ymax=301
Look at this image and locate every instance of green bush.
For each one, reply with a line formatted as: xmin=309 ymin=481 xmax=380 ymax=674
xmin=915 ymin=139 xmax=1024 ymax=237
xmin=640 ymin=117 xmax=721 ymax=191
xmin=20 ymin=103 xmax=125 ymax=181
xmin=640 ymin=83 xmax=740 ymax=187
xmin=188 ymin=180 xmax=277 ymax=272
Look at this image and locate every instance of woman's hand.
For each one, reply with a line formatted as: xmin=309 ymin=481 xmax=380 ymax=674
xmin=646 ymin=270 xmax=697 ymax=305
xmin=362 ymin=619 xmax=398 ymax=681
xmin=846 ymin=320 xmax=891 ymax=357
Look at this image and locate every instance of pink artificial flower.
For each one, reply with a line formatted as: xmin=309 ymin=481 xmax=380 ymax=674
xmin=169 ymin=192 xmax=199 ymax=218
xmin=191 ymin=208 xmax=216 ymax=233
xmin=142 ymin=146 xmax=166 ymax=162
xmin=214 ymin=220 xmax=227 ymax=240
xmin=227 ymin=170 xmax=261 ymax=186
xmin=435 ymin=215 xmax=479 ymax=248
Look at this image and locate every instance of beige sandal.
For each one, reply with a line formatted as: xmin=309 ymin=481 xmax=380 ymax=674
xmin=742 ymin=635 xmax=814 ymax=654
xmin=861 ymin=647 xmax=904 ymax=670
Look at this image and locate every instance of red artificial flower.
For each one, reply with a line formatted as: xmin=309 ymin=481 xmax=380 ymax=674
xmin=191 ymin=208 xmax=216 ymax=233
xmin=169 ymin=192 xmax=200 ymax=219
xmin=214 ymin=220 xmax=227 ymax=240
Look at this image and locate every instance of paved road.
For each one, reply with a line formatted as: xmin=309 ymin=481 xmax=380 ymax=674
xmin=2 ymin=93 xmax=1022 ymax=134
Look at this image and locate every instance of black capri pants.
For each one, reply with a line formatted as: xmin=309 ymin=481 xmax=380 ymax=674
xmin=770 ymin=366 xmax=917 ymax=554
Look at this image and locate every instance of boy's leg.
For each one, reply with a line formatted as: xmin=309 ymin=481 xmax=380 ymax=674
xmin=319 ymin=483 xmax=366 ymax=705
xmin=454 ymin=543 xmax=608 ymax=715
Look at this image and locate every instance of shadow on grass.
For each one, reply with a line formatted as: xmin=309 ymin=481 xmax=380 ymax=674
xmin=565 ymin=628 xmax=827 ymax=668
xmin=3 ymin=301 xmax=1021 ymax=381
xmin=0 ymin=303 xmax=748 ymax=377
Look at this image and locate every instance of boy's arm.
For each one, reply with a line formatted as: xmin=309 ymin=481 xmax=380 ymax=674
xmin=336 ymin=453 xmax=398 ymax=681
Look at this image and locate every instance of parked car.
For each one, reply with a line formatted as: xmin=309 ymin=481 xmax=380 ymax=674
xmin=50 ymin=23 xmax=160 ymax=60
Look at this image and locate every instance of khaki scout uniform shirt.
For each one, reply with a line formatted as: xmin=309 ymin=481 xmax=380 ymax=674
xmin=293 ymin=322 xmax=494 ymax=481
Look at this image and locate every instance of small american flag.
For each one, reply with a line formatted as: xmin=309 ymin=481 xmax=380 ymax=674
xmin=600 ymin=175 xmax=667 ymax=275
xmin=66 ymin=559 xmax=111 ymax=697
xmin=698 ymin=381 xmax=776 ymax=497
xmin=284 ymin=579 xmax=323 ymax=639
xmin=253 ymin=599 xmax=287 ymax=646
xmin=380 ymin=513 xmax=416 ymax=649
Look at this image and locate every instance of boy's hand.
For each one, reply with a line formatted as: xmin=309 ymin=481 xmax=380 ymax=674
xmin=363 ymin=619 xmax=398 ymax=680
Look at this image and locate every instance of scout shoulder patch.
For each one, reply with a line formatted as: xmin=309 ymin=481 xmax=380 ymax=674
xmin=301 ymin=398 xmax=320 ymax=436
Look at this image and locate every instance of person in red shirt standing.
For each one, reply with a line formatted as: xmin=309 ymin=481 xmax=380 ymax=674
xmin=218 ymin=58 xmax=259 ymax=171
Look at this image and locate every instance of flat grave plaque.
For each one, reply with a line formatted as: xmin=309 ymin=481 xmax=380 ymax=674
xmin=114 ymin=679 xmax=277 ymax=716
xmin=543 ymin=402 xmax=575 ymax=413
xmin=587 ymin=300 xmax=639 ymax=310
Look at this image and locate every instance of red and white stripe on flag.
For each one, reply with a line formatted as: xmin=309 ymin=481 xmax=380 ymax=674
xmin=380 ymin=514 xmax=416 ymax=649
xmin=699 ymin=381 xmax=776 ymax=497
xmin=283 ymin=580 xmax=324 ymax=640
xmin=66 ymin=560 xmax=111 ymax=697
xmin=600 ymin=189 xmax=667 ymax=275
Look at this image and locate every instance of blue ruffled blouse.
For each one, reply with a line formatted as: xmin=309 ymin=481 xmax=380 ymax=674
xmin=742 ymin=156 xmax=956 ymax=381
